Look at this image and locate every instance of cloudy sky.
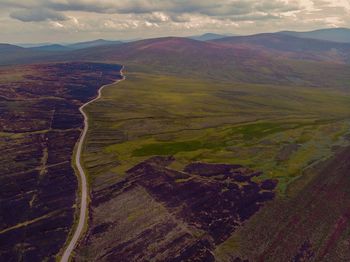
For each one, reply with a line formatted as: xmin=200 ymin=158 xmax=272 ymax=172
xmin=1 ymin=0 xmax=349 ymax=43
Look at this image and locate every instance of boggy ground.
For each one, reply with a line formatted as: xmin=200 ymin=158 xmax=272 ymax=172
xmin=0 ymin=62 xmax=122 ymax=261
xmin=76 ymin=156 xmax=277 ymax=261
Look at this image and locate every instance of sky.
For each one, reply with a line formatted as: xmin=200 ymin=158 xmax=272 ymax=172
xmin=0 ymin=0 xmax=349 ymax=43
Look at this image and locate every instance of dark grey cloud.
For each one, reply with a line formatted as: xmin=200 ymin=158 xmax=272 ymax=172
xmin=46 ymin=1 xmax=117 ymax=13
xmin=10 ymin=8 xmax=68 ymax=22
xmin=3 ymin=0 xmax=302 ymax=17
xmin=44 ymin=0 xmax=295 ymax=17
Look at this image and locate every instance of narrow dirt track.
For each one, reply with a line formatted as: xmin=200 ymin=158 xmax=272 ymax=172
xmin=60 ymin=67 xmax=125 ymax=262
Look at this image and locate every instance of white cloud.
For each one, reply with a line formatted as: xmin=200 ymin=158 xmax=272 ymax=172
xmin=0 ymin=0 xmax=349 ymax=43
xmin=49 ymin=21 xmax=64 ymax=28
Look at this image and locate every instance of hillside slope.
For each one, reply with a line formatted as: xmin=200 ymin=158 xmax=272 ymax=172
xmin=65 ymin=36 xmax=350 ymax=89
xmin=2 ymin=35 xmax=350 ymax=89
xmin=67 ymin=39 xmax=123 ymax=50
xmin=213 ymin=33 xmax=350 ymax=63
xmin=0 ymin=43 xmax=60 ymax=65
xmin=280 ymin=28 xmax=350 ymax=43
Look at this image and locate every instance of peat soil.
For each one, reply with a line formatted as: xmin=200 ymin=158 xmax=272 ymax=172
xmin=0 ymin=62 xmax=122 ymax=261
xmin=76 ymin=156 xmax=277 ymax=261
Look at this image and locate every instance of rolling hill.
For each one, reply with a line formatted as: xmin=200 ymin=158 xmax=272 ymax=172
xmin=63 ymin=36 xmax=301 ymax=84
xmin=0 ymin=39 xmax=124 ymax=65
xmin=212 ymin=33 xmax=350 ymax=63
xmin=61 ymin=35 xmax=350 ymax=89
xmin=189 ymin=33 xmax=232 ymax=41
xmin=67 ymin=39 xmax=123 ymax=50
xmin=0 ymin=43 xmax=28 ymax=53
xmin=0 ymin=43 xmax=58 ymax=65
xmin=280 ymin=28 xmax=350 ymax=43
xmin=3 ymin=34 xmax=350 ymax=89
xmin=29 ymin=44 xmax=71 ymax=52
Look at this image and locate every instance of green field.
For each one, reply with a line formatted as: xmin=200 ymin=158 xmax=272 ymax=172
xmin=81 ymin=71 xmax=350 ymax=194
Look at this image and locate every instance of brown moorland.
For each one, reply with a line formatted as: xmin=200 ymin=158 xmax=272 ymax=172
xmin=0 ymin=62 xmax=122 ymax=261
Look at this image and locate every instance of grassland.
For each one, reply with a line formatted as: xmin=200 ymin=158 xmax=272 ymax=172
xmin=82 ymin=71 xmax=350 ymax=194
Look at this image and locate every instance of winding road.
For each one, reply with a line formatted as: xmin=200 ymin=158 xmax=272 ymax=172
xmin=60 ymin=67 xmax=125 ymax=262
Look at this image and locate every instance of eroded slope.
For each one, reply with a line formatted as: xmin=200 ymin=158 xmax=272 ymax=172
xmin=77 ymin=157 xmax=276 ymax=261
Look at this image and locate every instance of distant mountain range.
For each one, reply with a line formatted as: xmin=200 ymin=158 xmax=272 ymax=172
xmin=1 ymin=28 xmax=350 ymax=88
xmin=213 ymin=33 xmax=350 ymax=63
xmin=190 ymin=28 xmax=350 ymax=43
xmin=29 ymin=44 xmax=71 ymax=52
xmin=67 ymin=39 xmax=123 ymax=50
xmin=279 ymin=28 xmax=350 ymax=43
xmin=7 ymin=28 xmax=350 ymax=53
xmin=18 ymin=39 xmax=124 ymax=52
xmin=51 ymin=34 xmax=350 ymax=88
xmin=0 ymin=43 xmax=56 ymax=64
xmin=189 ymin=33 xmax=235 ymax=41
